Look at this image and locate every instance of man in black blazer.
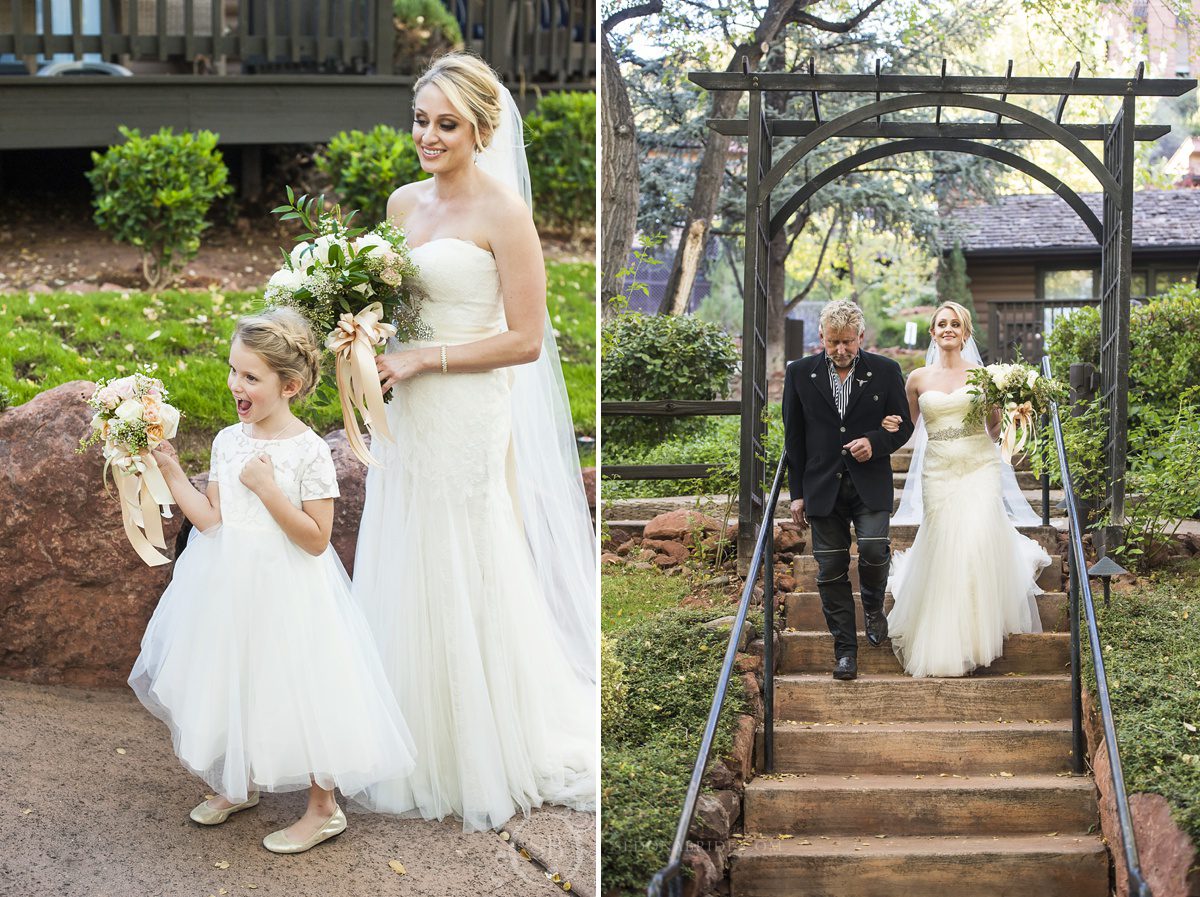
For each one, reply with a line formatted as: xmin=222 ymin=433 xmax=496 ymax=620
xmin=782 ymin=300 xmax=914 ymax=680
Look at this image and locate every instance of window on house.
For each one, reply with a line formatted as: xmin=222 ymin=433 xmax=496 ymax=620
xmin=1155 ymin=270 xmax=1195 ymax=293
xmin=1040 ymin=268 xmax=1095 ymax=299
xmin=1131 ymin=271 xmax=1148 ymax=299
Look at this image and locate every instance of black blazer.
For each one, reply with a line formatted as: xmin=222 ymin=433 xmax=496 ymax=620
xmin=781 ymin=350 xmax=914 ymax=517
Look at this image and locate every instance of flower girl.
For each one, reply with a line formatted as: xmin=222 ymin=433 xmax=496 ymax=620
xmin=128 ymin=307 xmax=415 ymax=854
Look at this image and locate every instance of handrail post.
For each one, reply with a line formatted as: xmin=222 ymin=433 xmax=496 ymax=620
xmin=1069 ymin=546 xmax=1084 ymax=774
xmin=763 ymin=514 xmax=775 ymax=772
xmin=1040 ymin=411 xmax=1051 ymax=525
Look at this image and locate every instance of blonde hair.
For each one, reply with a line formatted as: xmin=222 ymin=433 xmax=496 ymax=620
xmin=819 ymin=299 xmax=866 ymax=336
xmin=233 ymin=307 xmax=322 ymax=402
xmin=929 ymin=301 xmax=975 ymax=343
xmin=414 ymin=52 xmax=504 ymax=153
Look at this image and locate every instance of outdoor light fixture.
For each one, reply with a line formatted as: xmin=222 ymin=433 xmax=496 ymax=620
xmin=1088 ymin=555 xmax=1128 ymax=609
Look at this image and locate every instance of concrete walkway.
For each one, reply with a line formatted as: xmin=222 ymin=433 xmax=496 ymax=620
xmin=0 ymin=680 xmax=594 ymax=897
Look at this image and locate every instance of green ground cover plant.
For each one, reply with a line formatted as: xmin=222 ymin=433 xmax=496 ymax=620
xmin=1085 ymin=560 xmax=1200 ymax=845
xmin=1 ymin=260 xmax=595 ymax=468
xmin=601 ymin=597 xmax=753 ymax=895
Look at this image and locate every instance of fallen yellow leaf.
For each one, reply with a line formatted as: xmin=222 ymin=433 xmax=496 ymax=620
xmin=499 ymin=831 xmax=511 ymax=841
xmin=999 ymin=772 xmax=1014 ymax=778
xmin=214 ymin=861 xmax=230 ymax=870
xmin=388 ymin=860 xmax=406 ymax=875
xmin=115 ymin=748 xmax=127 ymax=755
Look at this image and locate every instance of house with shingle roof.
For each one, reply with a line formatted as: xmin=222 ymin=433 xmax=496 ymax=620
xmin=939 ymin=189 xmax=1200 ymax=359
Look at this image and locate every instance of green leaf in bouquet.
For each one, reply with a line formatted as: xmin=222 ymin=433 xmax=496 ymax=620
xmin=270 ymin=205 xmax=292 ymax=214
xmin=286 ymin=184 xmax=295 ymax=204
xmin=279 ymin=211 xmax=302 ymax=221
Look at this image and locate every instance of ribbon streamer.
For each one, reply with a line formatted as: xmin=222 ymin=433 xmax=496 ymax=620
xmin=1000 ymin=400 xmax=1035 ymax=465
xmin=105 ymin=451 xmax=174 ymax=567
xmin=326 ymin=302 xmax=397 ymax=467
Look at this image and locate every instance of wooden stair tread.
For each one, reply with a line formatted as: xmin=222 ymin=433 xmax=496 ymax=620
xmin=732 ymin=832 xmax=1105 ymax=859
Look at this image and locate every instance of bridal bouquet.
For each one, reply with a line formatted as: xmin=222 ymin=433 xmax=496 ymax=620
xmin=967 ymin=361 xmax=1064 ymax=464
xmin=266 ymin=187 xmax=432 ymax=466
xmin=78 ymin=369 xmax=180 ymax=567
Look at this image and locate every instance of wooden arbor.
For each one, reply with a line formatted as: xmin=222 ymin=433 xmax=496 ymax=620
xmin=689 ymin=62 xmax=1195 ymax=560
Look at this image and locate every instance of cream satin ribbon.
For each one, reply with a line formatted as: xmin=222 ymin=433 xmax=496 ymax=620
xmin=326 ymin=302 xmax=397 ymax=467
xmin=105 ymin=449 xmax=174 ymax=567
xmin=1000 ymin=400 xmax=1035 ymax=465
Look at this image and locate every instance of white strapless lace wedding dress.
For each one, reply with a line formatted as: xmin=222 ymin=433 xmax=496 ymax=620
xmin=349 ymin=238 xmax=596 ymax=832
xmin=886 ymin=387 xmax=1050 ymax=678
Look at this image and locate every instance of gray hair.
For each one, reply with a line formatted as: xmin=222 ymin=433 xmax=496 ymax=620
xmin=818 ymin=299 xmax=865 ymax=336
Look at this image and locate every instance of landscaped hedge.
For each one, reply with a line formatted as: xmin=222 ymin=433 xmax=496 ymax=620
xmin=602 ymin=311 xmax=740 ymax=450
xmin=601 ymin=603 xmax=751 ymax=894
xmin=524 ymin=91 xmax=596 ymax=237
xmin=1046 ymin=286 xmax=1200 ymax=429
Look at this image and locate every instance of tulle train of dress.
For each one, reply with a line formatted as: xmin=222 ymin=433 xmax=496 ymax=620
xmin=129 ymin=426 xmax=417 ymax=803
xmin=349 ymin=239 xmax=596 ymax=832
xmin=886 ymin=387 xmax=1050 ymax=678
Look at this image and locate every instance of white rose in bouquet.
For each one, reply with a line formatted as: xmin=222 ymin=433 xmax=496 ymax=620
xmin=352 ymin=233 xmax=391 ymax=256
xmin=114 ymin=397 xmax=145 ymax=424
xmin=1027 ymin=369 xmax=1040 ymax=389
xmin=268 ymin=266 xmax=306 ymax=291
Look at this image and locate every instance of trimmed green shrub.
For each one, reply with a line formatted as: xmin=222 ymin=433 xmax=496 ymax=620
xmin=87 ymin=126 xmax=232 ymax=290
xmin=315 ymin=125 xmax=427 ymax=225
xmin=602 ymin=311 xmax=739 ymax=449
xmin=524 ymin=91 xmax=596 ymax=237
xmin=1046 ymin=286 xmax=1200 ymax=429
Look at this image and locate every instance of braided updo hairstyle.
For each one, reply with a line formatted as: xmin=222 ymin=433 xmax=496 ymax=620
xmin=233 ymin=307 xmax=323 ymax=402
xmin=413 ymin=52 xmax=504 ymax=153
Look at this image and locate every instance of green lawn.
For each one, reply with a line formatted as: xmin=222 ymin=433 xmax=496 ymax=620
xmin=1 ymin=260 xmax=596 ymax=469
xmin=601 ymin=567 xmax=691 ymax=634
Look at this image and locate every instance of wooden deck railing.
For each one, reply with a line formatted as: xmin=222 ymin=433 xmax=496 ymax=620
xmin=0 ymin=0 xmax=595 ymax=83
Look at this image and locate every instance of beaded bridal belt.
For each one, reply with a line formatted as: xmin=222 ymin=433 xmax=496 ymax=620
xmin=927 ymin=423 xmax=984 ymax=442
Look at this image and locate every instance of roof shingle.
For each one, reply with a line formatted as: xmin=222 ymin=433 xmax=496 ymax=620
xmin=941 ymin=189 xmax=1200 ymax=254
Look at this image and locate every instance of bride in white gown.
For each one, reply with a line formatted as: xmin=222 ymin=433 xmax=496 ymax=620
xmin=884 ymin=301 xmax=1049 ymax=678
xmin=349 ymin=53 xmax=596 ymax=831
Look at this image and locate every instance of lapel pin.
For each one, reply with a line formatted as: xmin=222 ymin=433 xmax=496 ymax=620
xmin=856 ymin=379 xmax=866 ymax=387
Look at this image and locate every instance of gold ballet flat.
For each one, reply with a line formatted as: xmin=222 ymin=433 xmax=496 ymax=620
xmin=189 ymin=792 xmax=260 ymax=825
xmin=262 ymin=805 xmax=347 ymax=855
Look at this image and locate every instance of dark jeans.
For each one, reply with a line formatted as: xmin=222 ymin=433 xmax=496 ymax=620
xmin=808 ymin=474 xmax=891 ymax=660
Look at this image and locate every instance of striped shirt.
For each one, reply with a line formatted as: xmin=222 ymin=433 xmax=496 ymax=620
xmin=826 ymin=353 xmax=859 ymax=419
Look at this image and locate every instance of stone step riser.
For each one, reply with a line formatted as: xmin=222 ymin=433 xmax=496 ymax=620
xmin=759 ymin=727 xmax=1074 ymax=775
xmin=783 ymin=591 xmax=1069 ymax=633
xmin=791 ymin=554 xmax=1064 ymax=593
xmin=743 ymin=784 xmax=1097 ymax=837
xmin=773 ymin=676 xmax=1072 ymax=723
xmin=730 ymin=844 xmax=1108 ymax=897
xmin=779 ymin=632 xmax=1070 ymax=675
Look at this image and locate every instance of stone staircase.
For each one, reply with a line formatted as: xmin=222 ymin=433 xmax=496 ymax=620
xmin=731 ymin=524 xmax=1108 ymax=896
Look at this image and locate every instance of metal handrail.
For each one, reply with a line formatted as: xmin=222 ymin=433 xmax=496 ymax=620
xmin=1042 ymin=355 xmax=1151 ymax=897
xmin=646 ymin=455 xmax=786 ymax=897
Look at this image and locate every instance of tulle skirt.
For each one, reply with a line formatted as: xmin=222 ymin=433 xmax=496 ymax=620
xmin=350 ymin=379 xmax=596 ymax=832
xmin=886 ymin=433 xmax=1050 ymax=678
xmin=129 ymin=524 xmax=417 ymax=802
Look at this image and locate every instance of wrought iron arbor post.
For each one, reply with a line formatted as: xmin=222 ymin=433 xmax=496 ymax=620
xmin=689 ymin=64 xmax=1194 ymax=561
